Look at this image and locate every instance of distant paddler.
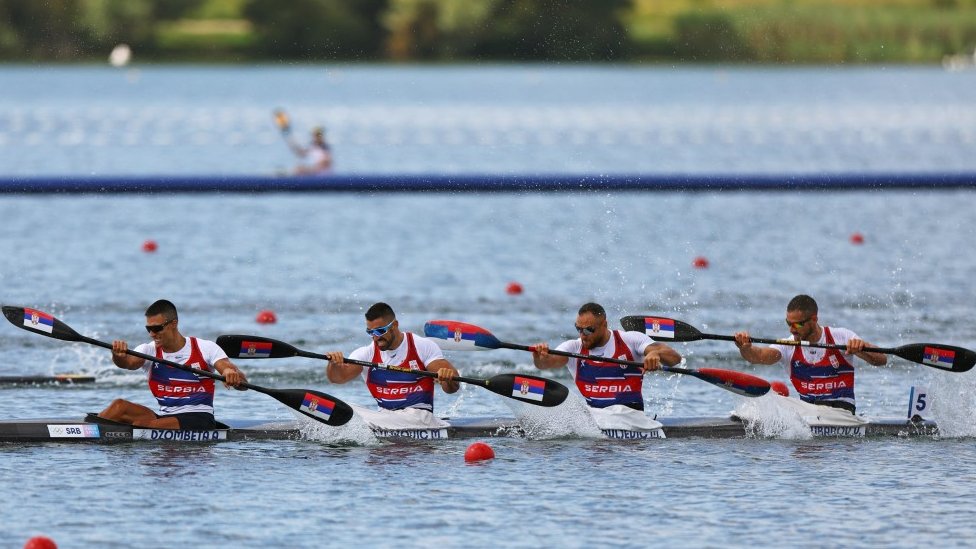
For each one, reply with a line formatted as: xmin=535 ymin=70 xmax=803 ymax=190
xmin=273 ymin=108 xmax=333 ymax=175
xmin=532 ymin=302 xmax=682 ymax=433
xmin=99 ymin=299 xmax=248 ymax=430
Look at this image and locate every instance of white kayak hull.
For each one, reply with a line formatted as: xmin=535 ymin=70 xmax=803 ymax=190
xmin=0 ymin=415 xmax=938 ymax=443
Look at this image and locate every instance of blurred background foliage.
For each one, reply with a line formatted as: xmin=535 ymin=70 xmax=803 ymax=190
xmin=0 ymin=0 xmax=974 ymax=63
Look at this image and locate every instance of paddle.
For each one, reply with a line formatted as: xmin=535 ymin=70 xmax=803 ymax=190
xmin=215 ymin=334 xmax=569 ymax=407
xmin=273 ymin=108 xmax=291 ymax=136
xmin=2 ymin=306 xmax=354 ymax=426
xmin=619 ymin=315 xmax=976 ymax=373
xmin=423 ymin=320 xmax=771 ymax=398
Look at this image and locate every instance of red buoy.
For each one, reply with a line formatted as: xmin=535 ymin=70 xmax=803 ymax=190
xmin=850 ymin=232 xmax=865 ymax=245
xmin=692 ymin=256 xmax=709 ymax=269
xmin=24 ymin=537 xmax=58 ymax=549
xmin=770 ymin=381 xmax=790 ymax=397
xmin=255 ymin=310 xmax=277 ymax=324
xmin=464 ymin=441 xmax=495 ymax=462
xmin=506 ymin=282 xmax=524 ymax=295
xmin=142 ymin=239 xmax=158 ymax=253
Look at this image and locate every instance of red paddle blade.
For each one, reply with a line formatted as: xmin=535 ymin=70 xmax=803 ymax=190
xmin=676 ymin=367 xmax=771 ymax=397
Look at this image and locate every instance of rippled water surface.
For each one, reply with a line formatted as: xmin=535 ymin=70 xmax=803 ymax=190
xmin=2 ymin=65 xmax=976 ymax=548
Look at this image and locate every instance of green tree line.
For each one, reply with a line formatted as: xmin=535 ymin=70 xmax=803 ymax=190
xmin=1 ymin=0 xmax=974 ymax=63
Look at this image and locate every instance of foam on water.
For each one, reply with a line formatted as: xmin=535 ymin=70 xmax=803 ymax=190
xmin=504 ymin=393 xmax=603 ymax=439
xmin=733 ymin=394 xmax=816 ymax=440
xmin=293 ymin=410 xmax=380 ymax=446
xmin=925 ymin=372 xmax=976 ymax=438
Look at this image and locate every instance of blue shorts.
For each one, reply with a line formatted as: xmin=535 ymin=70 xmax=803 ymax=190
xmin=160 ymin=412 xmax=217 ymax=430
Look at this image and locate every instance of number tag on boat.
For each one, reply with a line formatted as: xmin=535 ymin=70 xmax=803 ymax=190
xmin=907 ymin=386 xmax=932 ymax=421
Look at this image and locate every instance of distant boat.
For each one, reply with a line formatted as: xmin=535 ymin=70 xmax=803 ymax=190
xmin=109 ymin=44 xmax=132 ymax=67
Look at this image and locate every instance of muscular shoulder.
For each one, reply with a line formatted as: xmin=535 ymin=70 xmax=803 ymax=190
xmin=555 ymin=339 xmax=583 ymax=354
xmin=825 ymin=326 xmax=860 ymax=344
xmin=194 ymin=338 xmax=230 ymax=364
xmin=347 ymin=343 xmax=376 ymax=363
xmin=410 ymin=334 xmax=445 ymax=361
xmin=618 ymin=330 xmax=654 ymax=352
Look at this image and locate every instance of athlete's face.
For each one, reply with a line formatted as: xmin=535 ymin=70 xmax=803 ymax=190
xmin=367 ymin=316 xmax=399 ymax=350
xmin=785 ymin=310 xmax=817 ymax=340
xmin=145 ymin=313 xmax=177 ymax=347
xmin=575 ymin=312 xmax=609 ymax=348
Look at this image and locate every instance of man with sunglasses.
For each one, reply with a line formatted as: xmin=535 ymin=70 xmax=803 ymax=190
xmin=532 ymin=302 xmax=681 ymax=431
xmin=325 ymin=303 xmax=459 ymax=422
xmin=733 ymin=294 xmax=886 ymax=417
xmin=97 ymin=299 xmax=247 ymax=430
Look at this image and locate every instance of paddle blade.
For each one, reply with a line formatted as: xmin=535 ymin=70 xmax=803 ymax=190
xmin=670 ymin=366 xmax=771 ymax=397
xmin=267 ymin=388 xmax=354 ymax=426
xmin=424 ymin=320 xmax=502 ymax=351
xmin=897 ymin=343 xmax=976 ymax=373
xmin=273 ymin=109 xmax=291 ymax=134
xmin=620 ymin=315 xmax=700 ymax=342
xmin=485 ymin=373 xmax=569 ymax=407
xmin=216 ymin=334 xmax=299 ymax=359
xmin=2 ymin=305 xmax=83 ymax=342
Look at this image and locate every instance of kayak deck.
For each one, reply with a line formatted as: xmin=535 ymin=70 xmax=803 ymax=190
xmin=0 ymin=416 xmax=939 ymax=443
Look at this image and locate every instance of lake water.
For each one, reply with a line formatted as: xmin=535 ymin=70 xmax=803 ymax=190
xmin=1 ymin=64 xmax=974 ymax=176
xmin=1 ymin=65 xmax=976 ymax=548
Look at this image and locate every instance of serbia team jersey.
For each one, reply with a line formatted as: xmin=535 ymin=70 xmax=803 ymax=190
xmin=134 ymin=337 xmax=229 ymax=415
xmin=348 ymin=332 xmax=446 ymax=411
xmin=557 ymin=330 xmax=655 ymax=409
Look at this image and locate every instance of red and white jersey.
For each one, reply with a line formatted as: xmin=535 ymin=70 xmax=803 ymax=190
xmin=133 ymin=337 xmax=228 ymax=415
xmin=771 ymin=326 xmax=858 ymax=406
xmin=556 ymin=330 xmax=654 ymax=409
xmin=348 ymin=332 xmax=445 ymax=412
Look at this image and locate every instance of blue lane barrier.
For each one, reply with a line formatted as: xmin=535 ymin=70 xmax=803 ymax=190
xmin=1 ymin=173 xmax=974 ymax=193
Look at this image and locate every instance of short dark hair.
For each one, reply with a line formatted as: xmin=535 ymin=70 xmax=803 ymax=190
xmin=577 ymin=302 xmax=606 ymax=317
xmin=365 ymin=302 xmax=396 ymax=322
xmin=145 ymin=299 xmax=178 ymax=320
xmin=787 ymin=295 xmax=818 ymax=315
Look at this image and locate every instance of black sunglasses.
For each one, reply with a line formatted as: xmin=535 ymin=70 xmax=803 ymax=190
xmin=145 ymin=318 xmax=174 ymax=334
xmin=575 ymin=325 xmax=597 ymax=336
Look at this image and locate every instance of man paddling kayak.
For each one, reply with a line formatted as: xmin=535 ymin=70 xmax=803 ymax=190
xmin=733 ymin=294 xmax=887 ymax=416
xmin=532 ymin=302 xmax=682 ymax=430
xmin=325 ymin=303 xmax=459 ymax=423
xmin=98 ymin=300 xmax=248 ymax=430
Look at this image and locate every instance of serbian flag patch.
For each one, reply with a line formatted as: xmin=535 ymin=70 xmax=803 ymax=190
xmin=240 ymin=341 xmax=272 ymax=358
xmin=24 ymin=308 xmax=55 ymax=334
xmin=644 ymin=317 xmax=675 ymax=339
xmin=300 ymin=393 xmax=334 ymax=420
xmin=923 ymin=347 xmax=955 ymax=369
xmin=512 ymin=376 xmax=546 ymax=402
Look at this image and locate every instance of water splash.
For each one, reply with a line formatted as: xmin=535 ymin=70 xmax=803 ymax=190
xmin=926 ymin=373 xmax=976 ymax=438
xmin=504 ymin=392 xmax=603 ymax=439
xmin=733 ymin=394 xmax=814 ymax=440
xmin=293 ymin=410 xmax=381 ymax=445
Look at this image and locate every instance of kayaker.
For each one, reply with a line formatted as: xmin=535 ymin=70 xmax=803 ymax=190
xmin=289 ymin=125 xmax=333 ymax=175
xmin=733 ymin=294 xmax=887 ymax=415
xmin=531 ymin=302 xmax=681 ymax=422
xmin=325 ymin=302 xmax=459 ymax=416
xmin=98 ymin=299 xmax=248 ymax=430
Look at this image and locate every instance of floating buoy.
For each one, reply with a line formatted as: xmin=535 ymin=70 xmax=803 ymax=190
xmin=24 ymin=536 xmax=58 ymax=549
xmin=770 ymin=381 xmax=790 ymax=397
xmin=141 ymin=239 xmax=158 ymax=253
xmin=464 ymin=441 xmax=495 ymax=462
xmin=692 ymin=256 xmax=709 ymax=269
xmin=850 ymin=232 xmax=865 ymax=245
xmin=506 ymin=282 xmax=524 ymax=295
xmin=255 ymin=310 xmax=277 ymax=324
